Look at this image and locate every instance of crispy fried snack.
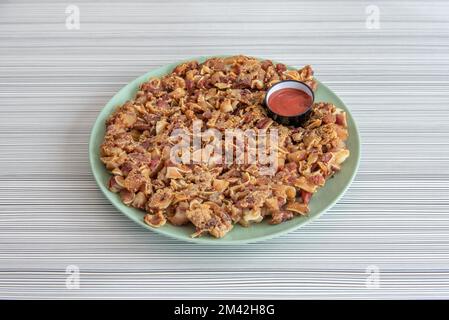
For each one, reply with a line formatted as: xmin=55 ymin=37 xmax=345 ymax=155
xmin=100 ymin=55 xmax=350 ymax=238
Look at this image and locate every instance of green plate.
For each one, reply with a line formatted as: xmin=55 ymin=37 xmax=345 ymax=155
xmin=89 ymin=56 xmax=361 ymax=244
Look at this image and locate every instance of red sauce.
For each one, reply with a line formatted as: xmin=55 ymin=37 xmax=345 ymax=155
xmin=268 ymin=88 xmax=312 ymax=116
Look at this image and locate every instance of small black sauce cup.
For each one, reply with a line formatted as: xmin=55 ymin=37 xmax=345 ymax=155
xmin=263 ymin=80 xmax=315 ymax=127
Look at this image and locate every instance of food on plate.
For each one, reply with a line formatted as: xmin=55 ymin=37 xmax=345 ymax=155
xmin=100 ymin=55 xmax=350 ymax=238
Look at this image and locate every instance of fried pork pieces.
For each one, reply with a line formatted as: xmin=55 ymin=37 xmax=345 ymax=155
xmin=100 ymin=56 xmax=350 ymax=238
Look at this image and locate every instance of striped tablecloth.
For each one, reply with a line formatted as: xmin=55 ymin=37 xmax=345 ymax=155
xmin=1 ymin=0 xmax=449 ymax=299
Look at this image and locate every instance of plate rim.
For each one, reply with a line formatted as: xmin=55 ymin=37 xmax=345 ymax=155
xmin=88 ymin=55 xmax=361 ymax=245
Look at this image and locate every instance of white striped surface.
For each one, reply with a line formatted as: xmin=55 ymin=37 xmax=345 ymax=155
xmin=1 ymin=0 xmax=449 ymax=299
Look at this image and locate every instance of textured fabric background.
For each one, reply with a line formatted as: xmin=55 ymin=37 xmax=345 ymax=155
xmin=1 ymin=0 xmax=449 ymax=299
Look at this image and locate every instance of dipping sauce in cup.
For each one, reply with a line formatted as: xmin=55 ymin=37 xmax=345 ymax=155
xmin=264 ymin=80 xmax=314 ymax=126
